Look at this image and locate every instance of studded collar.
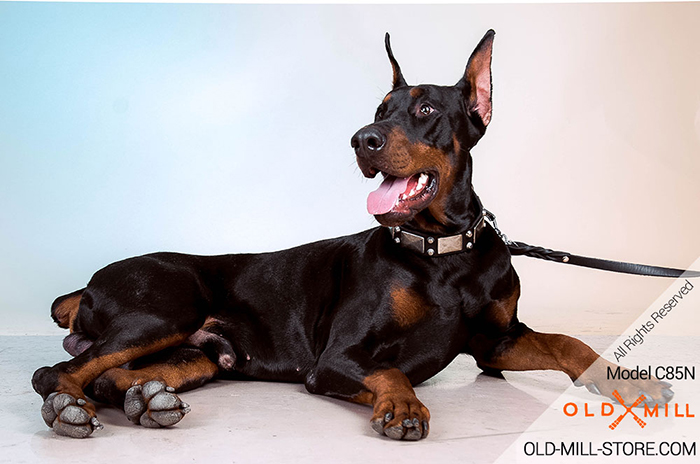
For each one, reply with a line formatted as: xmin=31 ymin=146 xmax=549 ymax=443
xmin=389 ymin=194 xmax=487 ymax=257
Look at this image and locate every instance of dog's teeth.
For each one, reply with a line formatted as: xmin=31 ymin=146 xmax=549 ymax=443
xmin=418 ymin=173 xmax=428 ymax=185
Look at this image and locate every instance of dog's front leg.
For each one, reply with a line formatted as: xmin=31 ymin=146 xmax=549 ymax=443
xmin=306 ymin=361 xmax=429 ymax=441
xmin=360 ymin=368 xmax=430 ymax=440
xmin=470 ymin=323 xmax=674 ymax=405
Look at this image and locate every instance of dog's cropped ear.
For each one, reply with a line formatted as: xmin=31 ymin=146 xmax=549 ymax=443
xmin=457 ymin=30 xmax=495 ymax=128
xmin=385 ymin=33 xmax=407 ymax=89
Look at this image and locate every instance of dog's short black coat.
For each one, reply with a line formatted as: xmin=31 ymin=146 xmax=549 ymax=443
xmin=32 ymin=31 xmax=673 ymax=440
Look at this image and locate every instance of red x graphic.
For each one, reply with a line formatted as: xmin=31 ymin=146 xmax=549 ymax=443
xmin=609 ymin=390 xmax=646 ymax=430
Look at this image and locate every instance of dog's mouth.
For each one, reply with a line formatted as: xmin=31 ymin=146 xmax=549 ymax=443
xmin=367 ymin=171 xmax=438 ymax=217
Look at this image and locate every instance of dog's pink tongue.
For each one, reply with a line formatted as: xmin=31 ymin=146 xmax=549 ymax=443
xmin=367 ymin=175 xmax=410 ymax=215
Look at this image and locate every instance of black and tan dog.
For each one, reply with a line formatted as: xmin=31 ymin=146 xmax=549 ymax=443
xmin=33 ymin=31 xmax=673 ymax=440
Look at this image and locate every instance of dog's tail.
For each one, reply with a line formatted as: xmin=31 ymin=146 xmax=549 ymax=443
xmin=51 ymin=288 xmax=85 ymax=330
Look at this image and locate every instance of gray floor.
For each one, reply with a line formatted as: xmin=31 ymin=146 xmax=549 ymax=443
xmin=1 ymin=335 xmax=628 ymax=464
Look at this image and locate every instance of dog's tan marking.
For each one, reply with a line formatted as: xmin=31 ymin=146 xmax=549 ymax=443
xmin=478 ymin=329 xmax=599 ymax=379
xmin=390 ymin=285 xmax=428 ymax=328
xmin=384 ymin=128 xmax=453 ymax=205
xmin=383 ymin=93 xmax=392 ymax=103
xmin=99 ymin=354 xmax=218 ymax=393
xmin=381 ymin=127 xmax=457 ymax=232
xmin=62 ymin=334 xmax=189 ymax=391
xmin=53 ymin=294 xmax=82 ymax=332
xmin=358 ymin=368 xmax=416 ymax=403
xmin=452 ymin=134 xmax=461 ymax=156
xmin=356 ymin=368 xmax=430 ymax=436
xmin=409 ymin=87 xmax=424 ymax=99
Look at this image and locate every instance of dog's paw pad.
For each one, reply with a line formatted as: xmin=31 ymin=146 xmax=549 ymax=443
xmin=124 ymin=381 xmax=189 ymax=428
xmin=41 ymin=392 xmax=100 ymax=438
xmin=124 ymin=385 xmax=146 ymax=423
xmin=41 ymin=392 xmax=59 ymax=427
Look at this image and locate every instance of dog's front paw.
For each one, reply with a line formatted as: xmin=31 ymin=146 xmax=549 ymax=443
xmin=576 ymin=363 xmax=674 ymax=406
xmin=124 ymin=380 xmax=190 ymax=427
xmin=370 ymin=395 xmax=430 ymax=441
xmin=41 ymin=392 xmax=103 ymax=438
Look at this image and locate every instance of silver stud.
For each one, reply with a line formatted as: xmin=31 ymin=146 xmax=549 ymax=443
xmin=563 ymin=256 xmax=570 ymax=263
xmin=427 ymin=237 xmax=434 ymax=244
xmin=427 ymin=249 xmax=435 ymax=256
xmin=394 ymin=237 xmax=401 ymax=243
xmin=466 ymin=242 xmax=473 ymax=250
xmin=466 ymin=230 xmax=473 ymax=238
xmin=394 ymin=226 xmax=401 ymax=232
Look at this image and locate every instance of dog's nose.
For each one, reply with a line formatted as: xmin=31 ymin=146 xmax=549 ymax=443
xmin=351 ymin=126 xmax=386 ymax=156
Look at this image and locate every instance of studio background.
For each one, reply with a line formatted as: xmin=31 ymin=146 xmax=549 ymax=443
xmin=1 ymin=2 xmax=699 ymax=336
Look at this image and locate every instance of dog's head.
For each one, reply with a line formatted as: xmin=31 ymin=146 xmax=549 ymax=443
xmin=352 ymin=31 xmax=495 ymax=234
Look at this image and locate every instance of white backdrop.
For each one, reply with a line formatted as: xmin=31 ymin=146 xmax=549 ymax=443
xmin=1 ymin=2 xmax=699 ymax=334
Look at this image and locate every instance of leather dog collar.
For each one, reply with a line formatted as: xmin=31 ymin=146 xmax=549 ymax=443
xmin=389 ymin=194 xmax=487 ymax=257
xmin=389 ymin=216 xmax=486 ymax=256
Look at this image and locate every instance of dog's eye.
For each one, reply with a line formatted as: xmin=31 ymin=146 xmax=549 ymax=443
xmin=418 ymin=104 xmax=434 ymax=116
xmin=375 ymin=108 xmax=386 ymax=121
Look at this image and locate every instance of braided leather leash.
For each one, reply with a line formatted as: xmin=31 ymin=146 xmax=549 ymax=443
xmin=484 ymin=210 xmax=700 ymax=278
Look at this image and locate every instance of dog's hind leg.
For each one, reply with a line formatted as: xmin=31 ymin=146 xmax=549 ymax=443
xmin=33 ymin=290 xmax=207 ymax=438
xmin=33 ymin=254 xmax=213 ymax=437
xmin=88 ymin=346 xmax=218 ymax=428
xmin=469 ymin=323 xmax=674 ymax=405
xmin=32 ymin=321 xmax=192 ymax=437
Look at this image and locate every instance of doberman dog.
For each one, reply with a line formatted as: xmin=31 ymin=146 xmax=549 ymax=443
xmin=33 ymin=30 xmax=674 ymax=440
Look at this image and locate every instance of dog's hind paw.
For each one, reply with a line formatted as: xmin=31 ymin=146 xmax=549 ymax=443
xmin=41 ymin=392 xmax=103 ymax=438
xmin=124 ymin=380 xmax=190 ymax=428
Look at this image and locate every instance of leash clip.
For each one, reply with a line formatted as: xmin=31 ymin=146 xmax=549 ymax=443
xmin=483 ymin=209 xmax=514 ymax=246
